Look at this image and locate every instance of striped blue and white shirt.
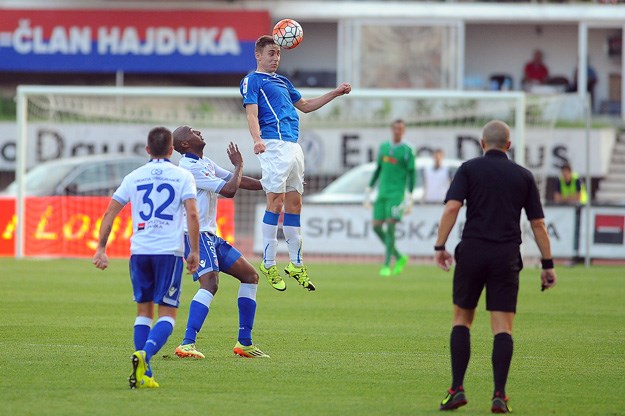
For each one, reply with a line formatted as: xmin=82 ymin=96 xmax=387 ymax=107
xmin=240 ymin=71 xmax=302 ymax=143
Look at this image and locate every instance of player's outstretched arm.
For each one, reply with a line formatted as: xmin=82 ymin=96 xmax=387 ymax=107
xmin=294 ymin=82 xmax=351 ymax=113
xmin=219 ymin=142 xmax=244 ymax=198
xmin=93 ymin=199 xmax=124 ymax=270
xmin=240 ymin=176 xmax=263 ymax=191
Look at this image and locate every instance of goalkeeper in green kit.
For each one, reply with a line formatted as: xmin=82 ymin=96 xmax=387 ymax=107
xmin=364 ymin=119 xmax=416 ymax=276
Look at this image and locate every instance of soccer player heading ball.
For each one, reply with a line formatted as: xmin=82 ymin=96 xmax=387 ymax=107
xmin=240 ymin=35 xmax=351 ymax=291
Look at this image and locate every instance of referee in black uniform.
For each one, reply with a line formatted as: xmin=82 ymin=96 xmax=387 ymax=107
xmin=433 ymin=120 xmax=557 ymax=413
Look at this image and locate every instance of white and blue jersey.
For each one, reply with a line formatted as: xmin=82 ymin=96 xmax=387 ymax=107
xmin=178 ymin=153 xmax=242 ymax=279
xmin=112 ymin=158 xmax=197 ymax=257
xmin=178 ymin=153 xmax=232 ymax=235
xmin=240 ymin=71 xmax=302 ymax=143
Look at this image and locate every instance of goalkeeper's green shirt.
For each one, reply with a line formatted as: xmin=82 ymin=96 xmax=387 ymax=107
xmin=369 ymin=141 xmax=415 ymax=197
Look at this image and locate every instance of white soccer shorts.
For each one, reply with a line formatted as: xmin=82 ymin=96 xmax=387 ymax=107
xmin=258 ymin=140 xmax=305 ymax=194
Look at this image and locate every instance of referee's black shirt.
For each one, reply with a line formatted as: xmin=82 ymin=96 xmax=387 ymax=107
xmin=445 ymin=149 xmax=544 ymax=244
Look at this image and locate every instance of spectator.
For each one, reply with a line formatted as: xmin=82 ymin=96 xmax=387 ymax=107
xmin=554 ymin=163 xmax=588 ymax=205
xmin=523 ymin=49 xmax=549 ymax=90
xmin=423 ymin=148 xmax=452 ymax=204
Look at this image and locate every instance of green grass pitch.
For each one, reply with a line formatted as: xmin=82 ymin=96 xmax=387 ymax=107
xmin=1 ymin=258 xmax=623 ymax=415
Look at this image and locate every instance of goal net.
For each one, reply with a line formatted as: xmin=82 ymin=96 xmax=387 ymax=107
xmin=8 ymin=86 xmax=586 ymax=259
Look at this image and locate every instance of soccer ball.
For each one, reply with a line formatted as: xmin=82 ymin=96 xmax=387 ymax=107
xmin=272 ymin=19 xmax=303 ymax=50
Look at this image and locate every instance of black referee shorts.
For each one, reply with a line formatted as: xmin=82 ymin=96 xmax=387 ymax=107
xmin=452 ymin=239 xmax=523 ymax=313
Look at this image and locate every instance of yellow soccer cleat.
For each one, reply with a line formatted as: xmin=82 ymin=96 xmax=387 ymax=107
xmin=233 ymin=341 xmax=270 ymax=358
xmin=138 ymin=375 xmax=160 ymax=388
xmin=129 ymin=350 xmax=147 ymax=389
xmin=175 ymin=343 xmax=205 ymax=359
xmin=260 ymin=263 xmax=286 ymax=291
xmin=284 ymin=262 xmax=316 ymax=291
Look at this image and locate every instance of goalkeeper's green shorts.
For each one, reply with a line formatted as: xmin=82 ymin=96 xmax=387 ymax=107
xmin=373 ymin=194 xmax=405 ymax=221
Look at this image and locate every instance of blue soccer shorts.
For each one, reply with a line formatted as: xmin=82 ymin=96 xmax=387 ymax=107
xmin=184 ymin=231 xmax=242 ymax=281
xmin=129 ymin=254 xmax=184 ymax=307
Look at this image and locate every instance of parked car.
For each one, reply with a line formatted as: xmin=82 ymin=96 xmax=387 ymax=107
xmin=0 ymin=154 xmax=147 ymax=196
xmin=305 ymin=156 xmax=463 ymax=204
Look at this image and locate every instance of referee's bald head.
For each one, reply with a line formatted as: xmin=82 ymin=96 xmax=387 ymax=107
xmin=482 ymin=120 xmax=511 ymax=151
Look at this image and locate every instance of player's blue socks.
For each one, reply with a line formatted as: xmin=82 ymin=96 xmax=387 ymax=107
xmin=237 ymin=283 xmax=258 ymax=346
xmin=262 ymin=211 xmax=280 ymax=267
xmin=133 ymin=316 xmax=152 ymax=351
xmin=182 ymin=289 xmax=213 ymax=345
xmin=283 ymin=213 xmax=303 ymax=266
xmin=144 ymin=316 xmax=175 ymax=364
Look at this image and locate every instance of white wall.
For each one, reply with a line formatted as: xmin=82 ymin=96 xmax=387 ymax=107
xmin=466 ymin=23 xmax=578 ymax=90
xmin=465 ymin=23 xmax=622 ymax=110
xmin=278 ymin=21 xmax=622 ymax=113
xmin=276 ymin=21 xmax=338 ymax=74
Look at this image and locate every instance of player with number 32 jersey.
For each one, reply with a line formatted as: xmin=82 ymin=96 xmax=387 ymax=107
xmin=112 ymin=158 xmax=197 ymax=257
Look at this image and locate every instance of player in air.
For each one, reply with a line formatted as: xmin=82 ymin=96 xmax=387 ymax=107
xmin=364 ymin=119 xmax=415 ymax=276
xmin=93 ymin=126 xmax=200 ymax=388
xmin=240 ymin=34 xmax=351 ymax=292
xmin=172 ymin=125 xmax=269 ymax=359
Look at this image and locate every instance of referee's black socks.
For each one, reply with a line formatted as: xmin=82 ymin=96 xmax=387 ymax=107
xmin=492 ymin=332 xmax=514 ymax=397
xmin=450 ymin=325 xmax=471 ymax=390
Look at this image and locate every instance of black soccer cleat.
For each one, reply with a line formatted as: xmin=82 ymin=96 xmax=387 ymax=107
xmin=491 ymin=392 xmax=512 ymax=413
xmin=439 ymin=386 xmax=468 ymax=411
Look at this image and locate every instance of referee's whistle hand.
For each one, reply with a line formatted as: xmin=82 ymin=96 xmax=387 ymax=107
xmin=434 ymin=251 xmax=453 ymax=272
xmin=540 ymin=269 xmax=557 ymax=291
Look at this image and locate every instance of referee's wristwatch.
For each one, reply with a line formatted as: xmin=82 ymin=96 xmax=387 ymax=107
xmin=434 ymin=244 xmax=446 ymax=251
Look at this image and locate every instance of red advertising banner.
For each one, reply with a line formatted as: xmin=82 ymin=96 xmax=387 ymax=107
xmin=0 ymin=197 xmax=234 ymax=258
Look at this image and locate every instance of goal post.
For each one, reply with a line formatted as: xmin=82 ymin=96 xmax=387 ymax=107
xmin=12 ymin=85 xmax=584 ymax=259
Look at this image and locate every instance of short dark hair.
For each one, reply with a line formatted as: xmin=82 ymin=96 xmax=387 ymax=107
xmin=255 ymin=35 xmax=276 ymax=54
xmin=392 ymin=119 xmax=405 ymax=127
xmin=172 ymin=125 xmax=191 ymax=155
xmin=147 ymin=127 xmax=172 ymax=158
xmin=561 ymin=163 xmax=572 ymax=172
